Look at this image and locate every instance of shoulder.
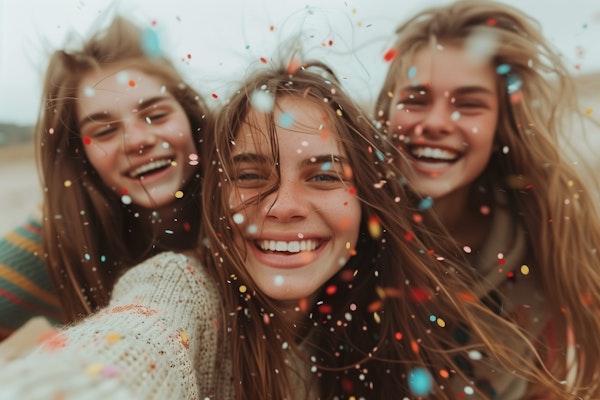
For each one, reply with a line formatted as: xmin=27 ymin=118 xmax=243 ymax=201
xmin=110 ymin=251 xmax=221 ymax=323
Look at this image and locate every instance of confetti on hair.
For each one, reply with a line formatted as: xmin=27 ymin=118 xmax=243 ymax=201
xmin=368 ymin=215 xmax=382 ymax=238
xmin=141 ymin=28 xmax=162 ymax=58
xmin=64 ymin=180 xmax=72 ymax=188
xmin=465 ymin=29 xmax=498 ymax=64
xmin=506 ymin=74 xmax=522 ymax=94
xmin=287 ymin=57 xmax=300 ymax=74
xmin=418 ymin=196 xmax=434 ymax=210
xmin=250 ymin=90 xmax=275 ymax=113
xmin=408 ymin=367 xmax=433 ymax=396
xmin=279 ymin=112 xmax=294 ymax=128
xmin=496 ymin=63 xmax=511 ymax=75
xmin=121 ymin=195 xmax=132 ymax=205
xmin=408 ymin=66 xmax=417 ymax=79
xmin=409 ymin=287 xmax=432 ymax=303
xmin=383 ymin=48 xmax=397 ymax=62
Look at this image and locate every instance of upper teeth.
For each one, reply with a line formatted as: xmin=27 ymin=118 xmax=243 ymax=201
xmin=258 ymin=240 xmax=319 ymax=253
xmin=411 ymin=147 xmax=457 ymax=161
xmin=129 ymin=159 xmax=172 ymax=178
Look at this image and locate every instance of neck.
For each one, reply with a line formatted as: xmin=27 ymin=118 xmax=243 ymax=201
xmin=427 ymin=185 xmax=492 ymax=251
xmin=131 ymin=200 xmax=200 ymax=252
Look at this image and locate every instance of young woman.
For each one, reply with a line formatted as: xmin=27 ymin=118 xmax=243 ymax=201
xmin=0 ymin=15 xmax=211 ymax=337
xmin=374 ymin=0 xmax=600 ymax=398
xmin=0 ymin=61 xmax=458 ymax=398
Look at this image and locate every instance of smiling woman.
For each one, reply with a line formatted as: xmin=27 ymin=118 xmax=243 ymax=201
xmin=0 ymin=15 xmax=212 ymax=338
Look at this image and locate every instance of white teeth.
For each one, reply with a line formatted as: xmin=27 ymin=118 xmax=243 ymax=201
xmin=259 ymin=240 xmax=318 ymax=253
xmin=411 ymin=147 xmax=457 ymax=161
xmin=129 ymin=159 xmax=172 ymax=178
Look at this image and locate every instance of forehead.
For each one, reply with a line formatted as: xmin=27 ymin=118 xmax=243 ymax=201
xmin=233 ymin=96 xmax=344 ymax=154
xmin=396 ymin=45 xmax=498 ymax=93
xmin=77 ymin=65 xmax=168 ymax=110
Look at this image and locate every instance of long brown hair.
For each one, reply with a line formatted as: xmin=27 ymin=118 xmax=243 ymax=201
xmin=199 ymin=59 xmax=475 ymax=398
xmin=375 ymin=0 xmax=600 ymax=397
xmin=36 ymin=16 xmax=210 ymax=321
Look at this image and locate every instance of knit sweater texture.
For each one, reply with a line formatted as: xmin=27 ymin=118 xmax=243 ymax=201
xmin=0 ymin=210 xmax=62 ymax=339
xmin=0 ymin=251 xmax=235 ymax=399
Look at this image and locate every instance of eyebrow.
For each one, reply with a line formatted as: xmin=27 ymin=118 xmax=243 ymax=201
xmin=398 ymin=84 xmax=495 ymax=97
xmin=78 ymin=95 xmax=172 ymax=129
xmin=232 ymin=153 xmax=349 ymax=167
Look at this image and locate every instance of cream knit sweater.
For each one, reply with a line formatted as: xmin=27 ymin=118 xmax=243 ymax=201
xmin=0 ymin=251 xmax=233 ymax=399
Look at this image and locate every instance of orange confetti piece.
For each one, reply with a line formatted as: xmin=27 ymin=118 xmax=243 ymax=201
xmin=128 ymin=80 xmax=135 ymax=87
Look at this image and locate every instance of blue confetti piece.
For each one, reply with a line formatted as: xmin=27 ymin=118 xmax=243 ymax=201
xmin=506 ymin=74 xmax=522 ymax=94
xmin=418 ymin=196 xmax=434 ymax=210
xmin=279 ymin=112 xmax=294 ymax=128
xmin=496 ymin=63 xmax=511 ymax=75
xmin=141 ymin=28 xmax=162 ymax=58
xmin=408 ymin=66 xmax=417 ymax=79
xmin=408 ymin=367 xmax=433 ymax=397
xmin=321 ymin=161 xmax=332 ymax=171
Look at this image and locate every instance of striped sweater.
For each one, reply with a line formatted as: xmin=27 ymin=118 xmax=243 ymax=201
xmin=0 ymin=210 xmax=62 ymax=339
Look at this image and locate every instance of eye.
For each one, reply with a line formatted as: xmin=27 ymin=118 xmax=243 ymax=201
xmin=89 ymin=124 xmax=118 ymax=139
xmin=145 ymin=111 xmax=169 ymax=124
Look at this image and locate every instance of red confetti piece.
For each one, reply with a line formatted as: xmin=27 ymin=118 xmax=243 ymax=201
xmin=318 ymin=304 xmax=332 ymax=314
xmin=486 ymin=18 xmax=497 ymax=26
xmin=260 ymin=57 xmax=267 ymax=64
xmin=83 ymin=136 xmax=92 ymax=145
xmin=394 ymin=331 xmax=403 ymax=341
xmin=211 ymin=93 xmax=219 ymax=99
xmin=404 ymin=231 xmax=414 ymax=241
xmin=348 ymin=186 xmax=357 ymax=195
xmin=325 ymin=284 xmax=337 ymax=295
xmin=121 ymin=188 xmax=128 ymax=195
xmin=409 ymin=287 xmax=431 ymax=303
xmin=383 ymin=48 xmax=397 ymax=62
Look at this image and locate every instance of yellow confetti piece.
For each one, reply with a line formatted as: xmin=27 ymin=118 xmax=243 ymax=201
xmin=180 ymin=330 xmax=189 ymax=349
xmin=239 ymin=285 xmax=247 ymax=293
xmin=175 ymin=190 xmax=184 ymax=198
xmin=585 ymin=108 xmax=593 ymax=115
xmin=105 ymin=333 xmax=123 ymax=344
xmin=437 ymin=318 xmax=446 ymax=328
xmin=64 ymin=180 xmax=72 ymax=187
xmin=368 ymin=215 xmax=382 ymax=239
xmin=85 ymin=363 xmax=103 ymax=376
xmin=520 ymin=264 xmax=530 ymax=275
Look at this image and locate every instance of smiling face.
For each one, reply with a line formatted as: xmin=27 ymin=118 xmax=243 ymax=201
xmin=228 ymin=96 xmax=361 ymax=303
xmin=77 ymin=64 xmax=198 ymax=209
xmin=388 ymin=45 xmax=499 ymax=202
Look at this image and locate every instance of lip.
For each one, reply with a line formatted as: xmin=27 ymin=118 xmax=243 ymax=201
xmin=246 ymin=236 xmax=329 ymax=269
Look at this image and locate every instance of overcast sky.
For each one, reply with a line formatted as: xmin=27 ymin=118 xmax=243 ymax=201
xmin=1 ymin=0 xmax=599 ymax=125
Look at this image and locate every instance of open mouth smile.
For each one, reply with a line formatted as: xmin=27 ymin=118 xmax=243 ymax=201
xmin=255 ymin=239 xmax=323 ymax=254
xmin=127 ymin=158 xmax=173 ymax=179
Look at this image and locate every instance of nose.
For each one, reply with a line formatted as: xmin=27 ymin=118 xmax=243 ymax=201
xmin=263 ymin=179 xmax=309 ymax=222
xmin=123 ymin=118 xmax=158 ymax=153
xmin=418 ymin=100 xmax=454 ymax=137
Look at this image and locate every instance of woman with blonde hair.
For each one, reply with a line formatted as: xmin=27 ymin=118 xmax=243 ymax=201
xmin=374 ymin=0 xmax=600 ymax=397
